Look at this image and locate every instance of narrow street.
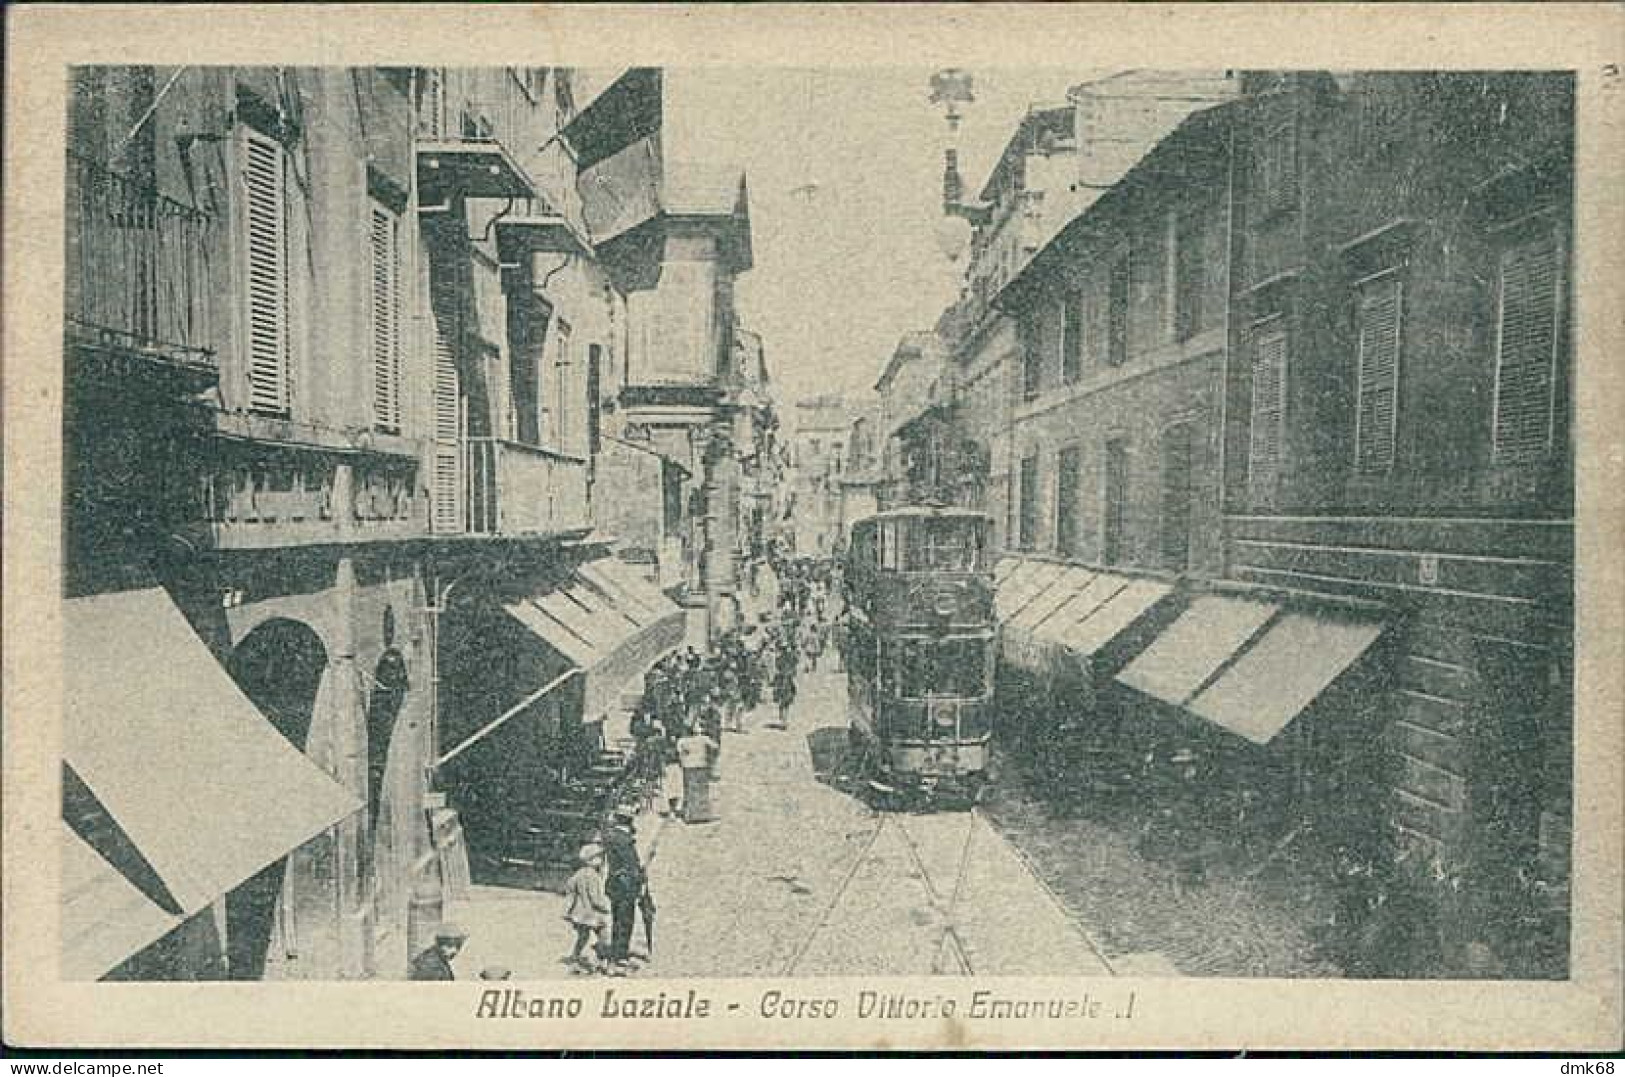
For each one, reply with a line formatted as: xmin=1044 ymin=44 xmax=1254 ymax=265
xmin=449 ymin=660 xmax=1115 ymax=979
xmin=643 ymin=666 xmax=1114 ymax=978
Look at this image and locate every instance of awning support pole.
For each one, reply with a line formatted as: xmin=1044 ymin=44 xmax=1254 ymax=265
xmin=436 ymin=667 xmax=583 ymax=768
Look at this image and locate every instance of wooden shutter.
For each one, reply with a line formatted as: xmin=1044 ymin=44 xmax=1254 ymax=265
xmin=1248 ymin=321 xmax=1288 ymax=498
xmin=240 ymin=128 xmax=290 ymax=416
xmin=1018 ymin=455 xmax=1039 ymax=551
xmin=1107 ymin=254 xmax=1130 ymax=365
xmin=1102 ymin=439 xmax=1128 ymax=566
xmin=1354 ymin=274 xmax=1402 ymax=475
xmin=1061 ymin=293 xmax=1084 ymax=383
xmin=1161 ymin=423 xmax=1194 ymax=570
xmin=1492 ymin=231 xmax=1560 ymax=462
xmin=429 ymin=262 xmax=462 ymax=532
xmin=369 ymin=203 xmax=402 ymax=432
xmin=1056 ymin=445 xmax=1081 ymax=556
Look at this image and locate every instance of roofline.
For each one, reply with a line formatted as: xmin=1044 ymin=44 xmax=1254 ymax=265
xmin=992 ymin=99 xmax=1236 ymax=313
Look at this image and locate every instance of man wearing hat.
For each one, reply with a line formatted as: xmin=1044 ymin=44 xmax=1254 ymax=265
xmin=602 ymin=806 xmax=648 ymax=967
xmin=410 ymin=922 xmax=467 ymax=981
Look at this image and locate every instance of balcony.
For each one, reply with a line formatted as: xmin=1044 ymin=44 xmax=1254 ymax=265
xmin=465 ymin=437 xmax=590 ymax=538
xmin=64 ymin=152 xmax=214 ymax=382
xmin=415 ymin=81 xmax=537 ymax=201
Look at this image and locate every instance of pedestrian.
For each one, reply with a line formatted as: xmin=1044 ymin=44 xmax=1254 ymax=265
xmin=677 ymin=724 xmax=718 ymax=823
xmin=662 ymin=722 xmax=685 ymax=816
xmin=772 ymin=647 xmax=798 ymax=729
xmin=635 ymin=719 xmax=672 ymax=815
xmin=698 ymin=687 xmax=725 ymax=780
xmin=409 ymin=922 xmax=467 ymax=981
xmin=563 ymin=844 xmax=610 ymax=972
xmin=602 ymin=806 xmax=647 ymax=969
xmin=738 ymin=630 xmax=763 ymax=720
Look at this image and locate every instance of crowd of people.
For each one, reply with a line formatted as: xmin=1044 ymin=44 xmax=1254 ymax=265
xmin=411 ymin=553 xmax=847 ymax=980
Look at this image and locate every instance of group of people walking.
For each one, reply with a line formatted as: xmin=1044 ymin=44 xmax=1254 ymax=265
xmin=412 ymin=556 xmax=848 ymax=981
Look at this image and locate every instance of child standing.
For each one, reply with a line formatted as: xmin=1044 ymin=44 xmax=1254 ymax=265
xmin=563 ymin=844 xmax=610 ymax=972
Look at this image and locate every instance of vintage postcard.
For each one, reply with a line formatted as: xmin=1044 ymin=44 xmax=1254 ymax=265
xmin=3 ymin=2 xmax=1621 ymax=1053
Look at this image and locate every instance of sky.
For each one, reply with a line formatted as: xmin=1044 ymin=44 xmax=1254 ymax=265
xmin=658 ymin=68 xmax=1084 ymax=422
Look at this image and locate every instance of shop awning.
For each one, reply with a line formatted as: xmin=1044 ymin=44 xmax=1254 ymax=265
xmin=1057 ymin=577 xmax=1174 ymax=657
xmin=1009 ymin=566 xmax=1098 ymax=635
xmin=996 ymin=559 xmax=1067 ymax=624
xmin=61 ymin=822 xmax=182 ymax=981
xmin=993 ymin=558 xmax=1041 ymax=619
xmin=996 ymin=558 xmax=1174 ymax=672
xmin=1186 ymin=612 xmax=1385 ymax=745
xmin=1114 ymin=591 xmax=1386 ymax=746
xmin=503 ymin=559 xmax=685 ymax=725
xmin=63 ymin=589 xmax=362 ymax=917
xmin=1116 ymin=594 xmax=1280 ymax=707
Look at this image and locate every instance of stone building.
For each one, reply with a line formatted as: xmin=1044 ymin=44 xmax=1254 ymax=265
xmin=62 ymin=65 xmax=712 ymax=982
xmin=971 ymin=70 xmax=1574 ymax=978
xmin=1213 ymin=71 xmax=1574 ymax=975
xmin=786 ymin=394 xmax=851 ymax=559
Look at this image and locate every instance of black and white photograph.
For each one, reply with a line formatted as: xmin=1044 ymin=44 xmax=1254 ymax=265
xmin=5 ymin=3 xmax=1622 ymax=1055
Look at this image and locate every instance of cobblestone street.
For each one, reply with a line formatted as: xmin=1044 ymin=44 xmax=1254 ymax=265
xmin=642 ymin=667 xmax=1113 ymax=977
xmin=450 ymin=662 xmax=1117 ymax=980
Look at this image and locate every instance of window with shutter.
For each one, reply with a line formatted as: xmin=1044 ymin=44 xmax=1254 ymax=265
xmin=1175 ymin=204 xmax=1208 ymax=342
xmin=1018 ymin=454 xmax=1039 ymax=552
xmin=1160 ymin=423 xmax=1194 ymax=570
xmin=240 ymin=128 xmax=290 ymax=416
xmin=1492 ymin=230 xmax=1561 ymax=463
xmin=1353 ymin=274 xmax=1402 ymax=476
xmin=1021 ymin=315 xmax=1043 ymax=400
xmin=429 ymin=261 xmax=462 ymax=532
xmin=1247 ymin=320 xmax=1288 ymax=500
xmin=1107 ymin=253 xmax=1130 ymax=366
xmin=1254 ymin=116 xmax=1298 ymax=219
xmin=417 ymin=68 xmax=446 ymax=139
xmin=1061 ymin=293 xmax=1083 ymax=384
xmin=369 ymin=202 xmax=402 ymax=433
xmin=1055 ymin=445 xmax=1082 ymax=556
xmin=1101 ymin=438 xmax=1128 ymax=566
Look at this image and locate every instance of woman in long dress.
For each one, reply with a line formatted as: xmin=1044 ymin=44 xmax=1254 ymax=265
xmin=677 ymin=726 xmax=717 ymax=822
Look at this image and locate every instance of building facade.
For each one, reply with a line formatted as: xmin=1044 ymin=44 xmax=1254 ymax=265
xmin=1218 ymin=71 xmax=1574 ymax=975
xmin=962 ymin=69 xmax=1573 ymax=978
xmin=786 ymin=394 xmax=851 ymax=559
xmin=996 ymin=104 xmax=1232 ymax=577
xmin=63 ymin=65 xmax=730 ymax=982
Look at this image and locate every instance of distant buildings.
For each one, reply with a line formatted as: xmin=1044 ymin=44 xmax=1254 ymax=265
xmin=785 ymin=394 xmax=851 ymax=559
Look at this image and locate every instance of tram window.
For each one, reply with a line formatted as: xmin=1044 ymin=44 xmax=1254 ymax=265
xmin=893 ymin=637 xmax=987 ymax=699
xmin=847 ymin=623 xmax=876 ymax=681
xmin=879 ymin=522 xmax=901 ymax=570
xmin=906 ymin=518 xmax=980 ymax=571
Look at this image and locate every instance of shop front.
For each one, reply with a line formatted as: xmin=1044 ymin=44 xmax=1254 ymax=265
xmin=62 ymin=587 xmax=361 ymax=980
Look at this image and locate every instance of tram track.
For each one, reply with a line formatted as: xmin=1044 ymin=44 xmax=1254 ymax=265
xmin=779 ymin=799 xmax=984 ymax=977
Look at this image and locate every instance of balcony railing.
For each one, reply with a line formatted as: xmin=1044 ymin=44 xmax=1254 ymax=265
xmin=465 ymin=437 xmax=590 ymax=537
xmin=64 ymin=151 xmax=213 ymax=366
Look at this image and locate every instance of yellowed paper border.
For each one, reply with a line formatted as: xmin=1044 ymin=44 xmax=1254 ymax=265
xmin=5 ymin=2 xmax=1621 ymax=1052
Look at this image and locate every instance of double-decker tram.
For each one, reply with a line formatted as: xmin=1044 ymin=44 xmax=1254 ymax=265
xmin=840 ymin=505 xmax=997 ymax=804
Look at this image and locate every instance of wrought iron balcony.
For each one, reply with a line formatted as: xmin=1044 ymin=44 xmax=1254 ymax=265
xmin=464 ymin=437 xmax=590 ymax=538
xmin=64 ymin=152 xmax=214 ymax=375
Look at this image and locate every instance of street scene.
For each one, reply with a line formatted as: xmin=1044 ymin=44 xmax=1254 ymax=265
xmin=60 ymin=64 xmax=1574 ymax=987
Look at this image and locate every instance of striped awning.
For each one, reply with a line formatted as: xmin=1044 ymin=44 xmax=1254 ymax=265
xmin=1116 ymin=594 xmax=1386 ymax=745
xmin=503 ymin=558 xmax=684 ymax=725
xmin=995 ymin=557 xmax=1173 ymax=673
